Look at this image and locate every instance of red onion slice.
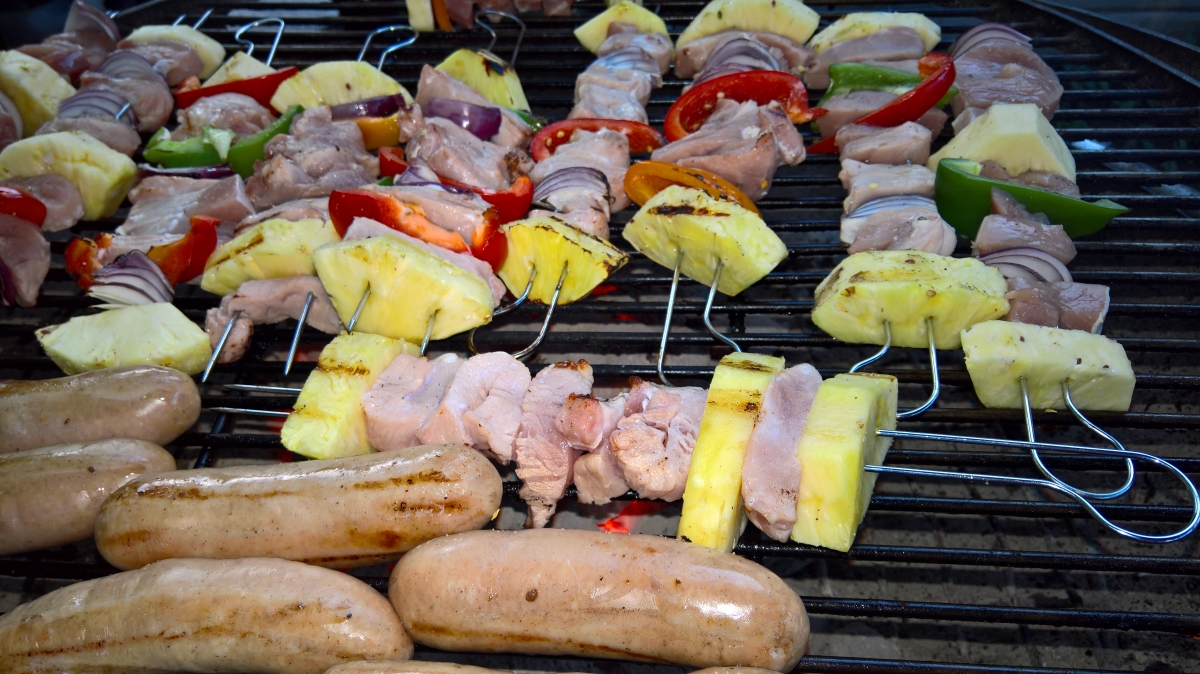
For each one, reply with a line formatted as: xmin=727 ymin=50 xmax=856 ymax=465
xmin=703 ymin=37 xmax=781 ymax=75
xmin=88 ymin=250 xmax=175 ymax=306
xmin=64 ymin=0 xmax=121 ymax=42
xmin=980 ymin=247 xmax=1072 ymax=284
xmin=138 ymin=163 xmax=236 ymax=180
xmin=424 ymin=98 xmax=502 ymax=140
xmin=950 ymin=23 xmax=1032 ymax=59
xmin=58 ymin=90 xmax=138 ymax=127
xmin=846 ymin=195 xmax=938 ymax=219
xmin=0 ymin=90 xmax=21 ymax=138
xmin=0 ymin=256 xmax=14 ymax=307
xmin=532 ymin=166 xmax=610 ymax=208
xmin=594 ymin=47 xmax=662 ymax=76
xmin=98 ymin=50 xmax=167 ymax=87
xmin=988 ymin=262 xmax=1044 ymax=285
xmin=329 ymin=94 xmax=409 ymax=120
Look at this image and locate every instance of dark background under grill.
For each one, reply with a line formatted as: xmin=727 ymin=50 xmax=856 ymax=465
xmin=2 ymin=0 xmax=1199 ymax=671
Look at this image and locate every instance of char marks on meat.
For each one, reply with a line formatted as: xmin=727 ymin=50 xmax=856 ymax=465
xmin=675 ymin=30 xmax=814 ymax=79
xmin=406 ymin=118 xmax=532 ymax=193
xmin=173 ymin=94 xmax=277 ymax=141
xmin=363 ymin=353 xmax=466 ymax=452
xmin=839 ymin=159 xmax=935 ymax=213
xmin=1004 ymin=277 xmax=1110 ymax=333
xmin=118 ymin=176 xmax=254 ymax=238
xmin=805 ymin=27 xmax=927 ymax=90
xmin=818 ymin=90 xmax=947 ymax=139
xmin=741 ymin=364 xmax=822 ymax=542
xmin=610 ymin=378 xmax=707 ymax=502
xmin=836 ymin=122 xmax=932 ymax=165
xmin=516 ymin=360 xmax=594 ymax=528
xmin=419 ymin=351 xmax=533 ymax=463
xmin=556 ymin=393 xmax=630 ymax=505
xmin=118 ymin=40 xmax=204 ymax=86
xmin=37 ymin=115 xmax=141 ymax=156
xmin=416 ymin=65 xmax=530 ymax=148
xmin=651 ymin=99 xmax=805 ymax=201
xmin=3 ymin=175 xmax=84 ymax=232
xmin=0 ymin=215 xmax=50 ymax=308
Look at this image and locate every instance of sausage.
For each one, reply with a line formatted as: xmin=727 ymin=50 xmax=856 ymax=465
xmin=0 ymin=365 xmax=200 ymax=453
xmin=0 ymin=557 xmax=413 ymax=673
xmin=326 ymin=662 xmax=510 ymax=674
xmin=96 ymin=444 xmax=503 ymax=570
xmin=0 ymin=439 xmax=176 ymax=556
xmin=388 ymin=530 xmax=809 ymax=671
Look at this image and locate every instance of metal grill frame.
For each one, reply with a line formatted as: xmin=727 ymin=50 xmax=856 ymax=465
xmin=2 ymin=0 xmax=1200 ymax=672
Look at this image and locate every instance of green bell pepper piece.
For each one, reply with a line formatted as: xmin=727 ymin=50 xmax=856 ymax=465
xmin=819 ymin=62 xmax=958 ymax=108
xmin=227 ymin=105 xmax=303 ymax=178
xmin=511 ymin=108 xmax=546 ymax=132
xmin=143 ymin=127 xmax=236 ymax=169
xmin=934 ymin=158 xmax=1129 ymax=239
xmin=377 ymin=176 xmax=394 ymax=186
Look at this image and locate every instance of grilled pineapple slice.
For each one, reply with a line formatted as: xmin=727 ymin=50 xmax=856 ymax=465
xmin=36 ymin=303 xmax=211 ymax=375
xmin=928 ymin=104 xmax=1076 ymax=181
xmin=436 ymin=49 xmax=530 ymax=113
xmin=962 ymin=321 xmax=1135 ymax=411
xmin=124 ymin=26 xmax=226 ymax=79
xmin=499 ymin=216 xmax=629 ymax=304
xmin=791 ymin=373 xmax=897 ymax=552
xmin=678 ymin=352 xmax=785 ymax=552
xmin=624 ymin=185 xmax=786 ymax=296
xmin=203 ymin=51 xmax=275 ymax=86
xmin=0 ymin=131 xmax=136 ymax=220
xmin=0 ymin=50 xmax=76 ymax=137
xmin=676 ymin=0 xmax=820 ymax=49
xmin=406 ymin=0 xmax=435 ymax=32
xmin=808 ymin=12 xmax=942 ymax=53
xmin=201 ymin=218 xmax=339 ymax=296
xmin=281 ymin=332 xmax=418 ymax=459
xmin=812 ymin=250 xmax=1009 ymax=349
xmin=314 ymin=234 xmax=496 ymax=342
xmin=575 ymin=1 xmax=669 ymax=54
xmin=270 ymin=62 xmax=413 ymax=114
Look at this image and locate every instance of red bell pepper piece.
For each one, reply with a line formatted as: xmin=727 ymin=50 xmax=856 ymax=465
xmin=64 ymin=233 xmax=112 ymax=289
xmin=808 ymin=54 xmax=957 ymax=155
xmin=174 ymin=66 xmax=299 ymax=110
xmin=664 ymin=71 xmax=824 ymax=142
xmin=470 ymin=213 xmax=508 ymax=272
xmin=531 ymin=119 xmax=666 ymax=162
xmin=146 ymin=215 xmax=220 ymax=285
xmin=329 ymin=189 xmax=471 ymax=253
xmin=0 ymin=185 xmax=47 ymax=228
xmin=379 ymin=146 xmax=408 ymax=178
xmin=440 ymin=175 xmax=533 ymax=225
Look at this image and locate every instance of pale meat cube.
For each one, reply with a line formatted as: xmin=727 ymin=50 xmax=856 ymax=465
xmin=118 ymin=175 xmax=254 ymax=238
xmin=205 ymin=311 xmax=252 ymax=364
xmin=79 ymin=69 xmax=173 ymax=133
xmin=3 ymin=175 xmax=84 ymax=232
xmin=804 ymin=27 xmax=926 ymax=90
xmin=741 ymin=363 xmax=823 ymax=542
xmin=415 ymin=65 xmax=531 ymax=148
xmin=362 ymin=353 xmax=466 ymax=451
xmin=0 ymin=214 xmax=50 ymax=308
xmin=235 ymin=197 xmax=329 ymax=234
xmin=674 ymin=30 xmax=814 ymax=79
xmin=205 ymin=275 xmax=342 ymax=334
xmin=1004 ymin=277 xmax=1110 ymax=334
xmin=418 ymin=351 xmax=532 ymax=463
xmin=37 ymin=115 xmax=142 ymax=157
xmin=836 ymin=122 xmax=932 ymax=165
xmin=172 ymin=93 xmax=277 ymax=141
xmin=406 ymin=117 xmax=533 ymax=192
xmin=979 ymin=160 xmax=1080 ymax=198
xmin=20 ymin=31 xmax=115 ymax=85
xmin=817 ymin=91 xmax=948 ymax=139
xmin=556 ymin=393 xmax=630 ymax=505
xmin=839 ymin=159 xmax=935 ymax=213
xmin=952 ymin=40 xmax=1063 ymax=119
xmin=118 ymin=40 xmax=204 ymax=86
xmin=570 ymin=65 xmax=656 ymax=124
xmin=844 ymin=206 xmax=957 ymax=256
xmin=530 ymin=128 xmax=631 ymax=213
xmin=515 ymin=360 xmax=594 ymax=528
xmin=600 ymin=28 xmax=675 ymax=74
xmin=973 ymin=214 xmax=1077 ymax=264
xmin=610 ymin=378 xmax=707 ymax=501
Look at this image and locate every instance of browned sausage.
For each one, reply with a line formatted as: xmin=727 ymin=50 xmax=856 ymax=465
xmin=95 ymin=444 xmax=503 ymax=570
xmin=0 ymin=557 xmax=413 ymax=673
xmin=326 ymin=662 xmax=510 ymax=674
xmin=388 ymin=529 xmax=809 ymax=671
xmin=0 ymin=439 xmax=175 ymax=555
xmin=0 ymin=365 xmax=200 ymax=453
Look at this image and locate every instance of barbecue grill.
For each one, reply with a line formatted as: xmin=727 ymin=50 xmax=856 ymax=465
xmin=2 ymin=0 xmax=1199 ymax=671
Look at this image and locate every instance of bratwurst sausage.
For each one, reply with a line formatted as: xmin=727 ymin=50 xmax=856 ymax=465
xmin=326 ymin=662 xmax=511 ymax=674
xmin=96 ymin=444 xmax=503 ymax=570
xmin=0 ymin=439 xmax=176 ymax=555
xmin=388 ymin=529 xmax=809 ymax=671
xmin=0 ymin=365 xmax=200 ymax=453
xmin=0 ymin=557 xmax=412 ymax=673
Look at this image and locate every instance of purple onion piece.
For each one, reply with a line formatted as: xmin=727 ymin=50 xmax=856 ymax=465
xmin=58 ymin=89 xmax=138 ymax=127
xmin=846 ymin=195 xmax=937 ymax=219
xmin=329 ymin=94 xmax=408 ymax=120
xmin=98 ymin=50 xmax=167 ymax=86
xmin=393 ymin=166 xmax=474 ymax=195
xmin=424 ymin=98 xmax=502 ymax=140
xmin=88 ymin=250 xmax=174 ymax=305
xmin=532 ymin=166 xmax=610 ymax=207
xmin=138 ymin=163 xmax=237 ymax=180
xmin=0 ymin=256 xmax=14 ymax=307
xmin=988 ymin=261 xmax=1044 ymax=285
xmin=704 ymin=37 xmax=781 ymax=75
xmin=64 ymin=0 xmax=121 ymax=42
xmin=594 ymin=47 xmax=661 ymax=75
xmin=0 ymin=90 xmax=21 ymax=138
xmin=950 ymin=23 xmax=1032 ymax=59
xmin=980 ymin=246 xmax=1072 ymax=283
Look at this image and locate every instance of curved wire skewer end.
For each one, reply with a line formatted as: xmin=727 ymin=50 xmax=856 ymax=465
xmin=510 ymin=265 xmax=567 ymax=362
xmin=850 ymin=320 xmax=892 ymax=373
xmin=702 ymin=260 xmax=741 ymax=353
xmin=468 ymin=268 xmax=536 ymax=355
xmin=235 ymin=18 xmax=287 ymax=67
xmin=358 ymin=25 xmax=418 ymax=69
xmin=474 ymin=11 xmax=525 ymax=67
xmin=657 ymin=251 xmax=683 ymax=387
xmin=896 ymin=316 xmax=940 ymax=420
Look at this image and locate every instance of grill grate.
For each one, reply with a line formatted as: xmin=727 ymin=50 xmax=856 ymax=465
xmin=2 ymin=0 xmax=1200 ymax=671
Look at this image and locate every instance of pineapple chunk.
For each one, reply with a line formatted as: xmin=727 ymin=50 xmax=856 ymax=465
xmin=928 ymin=104 xmax=1076 ymax=181
xmin=124 ymin=26 xmax=226 ymax=79
xmin=624 ymin=185 xmax=786 ymax=297
xmin=36 ymin=303 xmax=212 ymax=375
xmin=962 ymin=321 xmax=1135 ymax=411
xmin=812 ymin=250 xmax=1009 ymax=349
xmin=407 ymin=0 xmax=435 ymax=32
xmin=0 ymin=51 xmax=75 ymax=137
xmin=575 ymin=1 xmax=670 ymax=54
xmin=269 ymin=62 xmax=413 ymax=114
xmin=201 ymin=218 xmax=340 ymax=296
xmin=436 ymin=49 xmax=530 ymax=113
xmin=0 ymin=131 xmax=136 ymax=220
xmin=676 ymin=0 xmax=820 ymax=49
xmin=678 ymin=352 xmax=786 ymax=552
xmin=808 ymin=12 xmax=942 ymax=53
xmin=281 ymin=332 xmax=418 ymax=459
xmin=499 ymin=216 xmax=629 ymax=304
xmin=314 ymin=234 xmax=496 ymax=343
xmin=791 ymin=373 xmax=898 ymax=552
xmin=203 ymin=52 xmax=275 ymax=87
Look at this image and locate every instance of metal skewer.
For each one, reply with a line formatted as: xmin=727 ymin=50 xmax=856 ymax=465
xmin=510 ymin=265 xmax=568 ymax=361
xmin=468 ymin=272 xmax=535 ymax=355
xmin=421 ymin=311 xmax=438 ymax=357
xmin=702 ymin=260 xmax=740 ymax=353
xmin=283 ymin=292 xmax=314 ymax=376
xmin=201 ymin=310 xmax=242 ymax=383
xmin=347 ymin=285 xmax=372 ymax=332
xmin=234 ymin=18 xmax=286 ymax=67
xmin=359 ymin=25 xmax=418 ymax=70
xmin=848 ymin=317 xmax=941 ymax=419
xmin=474 ymin=11 xmax=525 ymax=67
xmin=656 ymin=252 xmax=683 ymax=386
xmin=174 ymin=8 xmax=213 ymax=29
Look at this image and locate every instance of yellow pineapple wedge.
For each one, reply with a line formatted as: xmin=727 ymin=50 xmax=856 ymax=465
xmin=676 ymin=0 xmax=821 ymax=49
xmin=201 ymin=218 xmax=340 ymax=296
xmin=575 ymin=1 xmax=669 ymax=54
xmin=314 ymin=234 xmax=496 ymax=343
xmin=791 ymin=373 xmax=898 ymax=552
xmin=0 ymin=50 xmax=75 ymax=137
xmin=270 ymin=62 xmax=413 ymax=113
xmin=0 ymin=131 xmax=136 ymax=220
xmin=624 ymin=185 xmax=786 ymax=297
xmin=499 ymin=215 xmax=629 ymax=304
xmin=436 ymin=49 xmax=530 ymax=113
xmin=678 ymin=352 xmax=785 ymax=552
xmin=812 ymin=250 xmax=1009 ymax=349
xmin=962 ymin=321 xmax=1135 ymax=411
xmin=203 ymin=52 xmax=275 ymax=87
xmin=36 ymin=303 xmax=212 ymax=375
xmin=807 ymin=12 xmax=942 ymax=53
xmin=124 ymin=26 xmax=226 ymax=79
xmin=281 ymin=332 xmax=418 ymax=459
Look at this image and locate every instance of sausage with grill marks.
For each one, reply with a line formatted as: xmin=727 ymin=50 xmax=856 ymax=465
xmin=0 ymin=365 xmax=200 ymax=453
xmin=95 ymin=444 xmax=503 ymax=570
xmin=387 ymin=529 xmax=809 ymax=671
xmin=0 ymin=557 xmax=412 ymax=673
xmin=0 ymin=439 xmax=176 ymax=556
xmin=325 ymin=662 xmax=511 ymax=674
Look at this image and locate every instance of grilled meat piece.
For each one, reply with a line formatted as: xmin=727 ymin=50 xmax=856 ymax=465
xmin=118 ymin=39 xmax=204 ymax=86
xmin=530 ymin=128 xmax=630 ymax=229
xmin=805 ymin=27 xmax=927 ymax=90
xmin=416 ymin=65 xmax=531 ymax=148
xmin=19 ymin=30 xmax=115 ymax=85
xmin=3 ymin=175 xmax=84 ymax=232
xmin=1004 ymin=277 xmax=1110 ymax=333
xmin=173 ymin=93 xmax=277 ymax=141
xmin=118 ymin=176 xmax=254 ymax=237
xmin=407 ymin=118 xmax=533 ymax=193
xmin=844 ymin=205 xmax=957 ymax=256
xmin=235 ymin=197 xmax=329 ymax=234
xmin=836 ymin=122 xmax=932 ymax=165
xmin=817 ymin=90 xmax=947 ymax=139
xmin=37 ymin=115 xmax=141 ymax=157
xmin=516 ymin=360 xmax=594 ymax=528
xmin=675 ymin=30 xmax=814 ymax=79
xmin=601 ymin=25 xmax=674 ymax=74
xmin=952 ymin=39 xmax=1063 ymax=120
xmin=556 ymin=393 xmax=630 ymax=505
xmin=610 ymin=378 xmax=707 ymax=502
xmin=839 ymin=159 xmax=935 ymax=213
xmin=419 ymin=351 xmax=532 ymax=463
xmin=0 ymin=215 xmax=50 ymax=308
xmin=79 ymin=64 xmax=173 ymax=133
xmin=974 ymin=213 xmax=1077 ymax=264
xmin=363 ymin=353 xmax=466 ymax=452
